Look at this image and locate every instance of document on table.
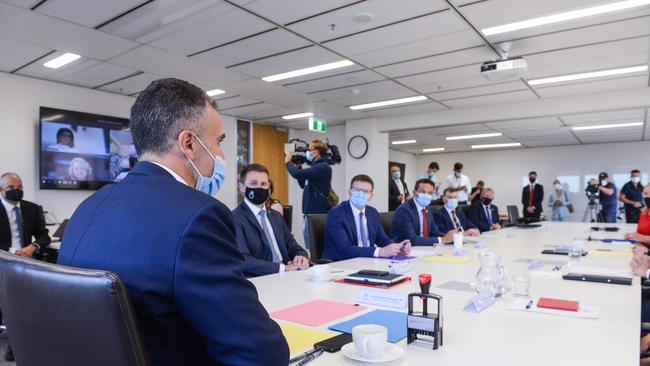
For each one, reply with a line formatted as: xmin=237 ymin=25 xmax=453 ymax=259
xmin=508 ymin=298 xmax=599 ymax=319
xmin=424 ymin=255 xmax=472 ymax=264
xmin=271 ymin=300 xmax=366 ymax=327
xmin=279 ymin=323 xmax=336 ymax=358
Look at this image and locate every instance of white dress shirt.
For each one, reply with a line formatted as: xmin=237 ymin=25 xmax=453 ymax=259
xmin=393 ymin=178 xmax=404 ymax=196
xmin=244 ymin=199 xmax=285 ymax=273
xmin=2 ymin=198 xmax=22 ymax=252
xmin=350 ymin=202 xmax=380 ymax=257
xmin=446 ymin=174 xmax=471 ymax=202
xmin=150 ymin=161 xmax=188 ymax=185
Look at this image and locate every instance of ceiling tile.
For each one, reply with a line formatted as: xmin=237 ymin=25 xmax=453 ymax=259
xmin=534 ymin=75 xmax=648 ymax=98
xmin=308 ymin=80 xmax=414 ymax=106
xmin=231 ymin=0 xmax=358 ymax=25
xmin=283 ymin=69 xmax=385 ymax=94
xmin=485 ymin=117 xmax=564 ymax=132
xmin=213 ymin=95 xmax=261 ymax=110
xmin=97 ymin=72 xmax=161 ymax=95
xmin=57 ymin=62 xmax=138 ymax=88
xmin=429 ymin=80 xmax=527 ymax=100
xmin=0 ymin=37 xmax=50 ymax=72
xmin=36 ymin=0 xmax=143 ymax=28
xmin=363 ymin=101 xmax=448 ymax=118
xmin=15 ymin=51 xmax=97 ymax=80
xmin=561 ymin=109 xmax=646 ymax=124
xmin=442 ymin=89 xmax=538 ymax=108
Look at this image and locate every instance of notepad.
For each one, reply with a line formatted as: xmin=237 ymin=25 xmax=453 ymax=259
xmin=328 ymin=310 xmax=407 ymax=343
xmin=537 ymin=297 xmax=579 ymax=312
xmin=270 ymin=300 xmax=366 ymax=327
xmin=424 ymin=255 xmax=472 ymax=264
xmin=279 ymin=323 xmax=336 ymax=358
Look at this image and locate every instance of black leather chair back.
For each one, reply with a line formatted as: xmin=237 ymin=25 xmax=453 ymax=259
xmin=507 ymin=205 xmax=520 ymax=225
xmin=459 ymin=204 xmax=471 ymax=217
xmin=0 ymin=251 xmax=147 ymax=366
xmin=378 ymin=211 xmax=394 ymax=237
xmin=306 ymin=214 xmax=328 ymax=261
xmin=428 ymin=204 xmax=444 ymax=215
xmin=282 ymin=205 xmax=293 ymax=231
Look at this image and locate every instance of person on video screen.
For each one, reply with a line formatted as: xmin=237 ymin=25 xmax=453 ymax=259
xmin=68 ymin=157 xmax=93 ymax=181
xmin=48 ymin=128 xmax=79 ymax=153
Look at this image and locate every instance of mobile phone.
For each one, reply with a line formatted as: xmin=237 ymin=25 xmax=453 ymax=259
xmin=314 ymin=333 xmax=353 ymax=352
xmin=357 ymin=270 xmax=390 ymax=276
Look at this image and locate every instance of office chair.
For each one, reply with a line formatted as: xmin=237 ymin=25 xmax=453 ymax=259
xmin=282 ymin=205 xmax=293 ymax=231
xmin=506 ymin=205 xmax=520 ymax=226
xmin=0 ymin=251 xmax=148 ymax=366
xmin=428 ymin=204 xmax=444 ymax=215
xmin=459 ymin=204 xmax=471 ymax=218
xmin=306 ymin=214 xmax=330 ymax=264
xmin=378 ymin=211 xmax=394 ymax=237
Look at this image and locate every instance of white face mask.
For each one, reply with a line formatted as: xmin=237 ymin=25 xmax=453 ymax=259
xmin=553 ymin=184 xmax=561 ymax=190
xmin=601 ymin=180 xmax=608 ymax=186
xmin=632 ymin=176 xmax=641 ymax=184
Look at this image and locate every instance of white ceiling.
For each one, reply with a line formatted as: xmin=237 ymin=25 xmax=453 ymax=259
xmin=0 ymin=0 xmax=649 ymax=152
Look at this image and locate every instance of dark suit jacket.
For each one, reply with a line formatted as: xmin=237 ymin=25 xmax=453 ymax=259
xmin=286 ymin=158 xmax=332 ymax=215
xmin=522 ymin=183 xmax=544 ymax=218
xmin=57 ymin=162 xmax=288 ymax=366
xmin=468 ymin=201 xmax=500 ymax=233
xmin=391 ymin=199 xmax=443 ymax=245
xmin=388 ymin=179 xmax=409 ymax=211
xmin=0 ymin=199 xmax=51 ymax=251
xmin=322 ymin=201 xmax=392 ymax=261
xmin=434 ymin=207 xmax=477 ymax=233
xmin=233 ymin=201 xmax=308 ymax=277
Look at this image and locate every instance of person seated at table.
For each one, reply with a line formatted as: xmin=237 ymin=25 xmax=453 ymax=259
xmin=468 ymin=187 xmax=501 ymax=233
xmin=626 ymin=184 xmax=650 ymax=250
xmin=434 ymin=188 xmax=480 ymax=237
xmin=322 ymin=174 xmax=411 ymax=261
xmin=391 ymin=178 xmax=456 ymax=246
xmin=233 ymin=164 xmax=309 ymax=277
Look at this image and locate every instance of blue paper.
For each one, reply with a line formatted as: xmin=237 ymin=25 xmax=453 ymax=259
xmin=328 ymin=310 xmax=407 ymax=343
xmin=601 ymin=239 xmax=638 ymax=244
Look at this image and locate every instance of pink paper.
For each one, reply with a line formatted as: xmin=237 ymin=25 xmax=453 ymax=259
xmin=270 ymin=300 xmax=366 ymax=327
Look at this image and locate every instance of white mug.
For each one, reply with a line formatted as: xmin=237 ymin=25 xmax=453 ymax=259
xmin=310 ymin=264 xmax=331 ymax=280
xmin=352 ymin=324 xmax=387 ymax=359
xmin=453 ymin=232 xmax=464 ymax=249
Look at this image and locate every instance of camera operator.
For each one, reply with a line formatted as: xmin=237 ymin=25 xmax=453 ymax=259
xmin=598 ymin=172 xmax=618 ymax=223
xmin=285 ymin=140 xmax=333 ymax=246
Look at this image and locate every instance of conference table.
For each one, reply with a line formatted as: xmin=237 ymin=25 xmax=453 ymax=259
xmin=250 ymin=222 xmax=641 ymax=365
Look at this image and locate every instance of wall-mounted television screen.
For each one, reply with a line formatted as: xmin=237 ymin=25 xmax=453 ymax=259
xmin=39 ymin=107 xmax=136 ymax=190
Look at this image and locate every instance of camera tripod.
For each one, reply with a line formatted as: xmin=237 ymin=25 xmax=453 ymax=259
xmin=582 ymin=200 xmax=604 ymax=223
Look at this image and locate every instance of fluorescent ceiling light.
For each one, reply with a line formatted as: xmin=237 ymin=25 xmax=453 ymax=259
xmin=446 ymin=132 xmax=502 ymax=141
xmin=391 ymin=140 xmax=417 ymax=145
xmin=422 ymin=147 xmax=445 ymax=152
xmin=262 ymin=60 xmax=354 ymax=82
xmin=282 ymin=112 xmax=314 ymax=120
xmin=472 ymin=142 xmax=522 ymax=149
xmin=572 ymin=121 xmax=643 ymax=131
xmin=43 ymin=53 xmax=81 ymax=69
xmin=206 ymin=89 xmax=225 ymax=97
xmin=528 ymin=65 xmax=648 ymax=86
xmin=482 ymin=0 xmax=650 ymax=36
xmin=349 ymin=96 xmax=428 ymax=110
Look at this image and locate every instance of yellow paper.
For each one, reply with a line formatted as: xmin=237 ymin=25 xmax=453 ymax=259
xmin=424 ymin=255 xmax=472 ymax=263
xmin=279 ymin=323 xmax=335 ymax=357
xmin=591 ymin=250 xmax=632 ymax=256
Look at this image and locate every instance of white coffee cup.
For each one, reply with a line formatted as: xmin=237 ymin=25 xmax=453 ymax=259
xmin=310 ymin=264 xmax=331 ymax=280
xmin=352 ymin=324 xmax=387 ymax=359
xmin=453 ymin=232 xmax=464 ymax=249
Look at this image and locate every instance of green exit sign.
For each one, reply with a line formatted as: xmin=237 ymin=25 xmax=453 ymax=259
xmin=308 ymin=117 xmax=327 ymax=132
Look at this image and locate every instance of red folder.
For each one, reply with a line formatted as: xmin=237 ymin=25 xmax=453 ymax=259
xmin=537 ymin=297 xmax=579 ymax=312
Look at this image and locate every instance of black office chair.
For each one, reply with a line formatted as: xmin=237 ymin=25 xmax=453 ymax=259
xmin=459 ymin=204 xmax=471 ymax=218
xmin=506 ymin=205 xmax=520 ymax=226
xmin=282 ymin=205 xmax=293 ymax=231
xmin=428 ymin=204 xmax=444 ymax=215
xmin=306 ymin=214 xmax=330 ymax=263
xmin=378 ymin=211 xmax=394 ymax=237
xmin=0 ymin=251 xmax=148 ymax=366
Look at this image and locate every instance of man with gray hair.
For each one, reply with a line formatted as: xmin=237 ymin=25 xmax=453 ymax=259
xmin=468 ymin=187 xmax=501 ymax=233
xmin=58 ymin=78 xmax=288 ymax=365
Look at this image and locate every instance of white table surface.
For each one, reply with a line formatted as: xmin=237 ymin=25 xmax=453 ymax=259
xmin=249 ymin=222 xmax=641 ymax=365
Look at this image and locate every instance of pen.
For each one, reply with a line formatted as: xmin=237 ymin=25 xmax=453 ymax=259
xmin=289 ymin=349 xmax=317 ymax=364
xmin=296 ymin=349 xmax=324 ymax=366
xmin=525 ymin=300 xmax=533 ymax=309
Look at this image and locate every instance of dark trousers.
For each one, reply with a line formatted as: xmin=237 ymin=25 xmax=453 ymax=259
xmin=627 ymin=208 xmax=641 ymax=224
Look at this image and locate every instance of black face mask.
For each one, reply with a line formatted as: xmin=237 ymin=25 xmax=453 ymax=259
xmin=529 ymin=177 xmax=536 ymax=183
xmin=482 ymin=197 xmax=493 ymax=205
xmin=3 ymin=189 xmax=23 ymax=202
xmin=245 ymin=187 xmax=270 ymax=205
xmin=644 ymin=197 xmax=650 ymax=208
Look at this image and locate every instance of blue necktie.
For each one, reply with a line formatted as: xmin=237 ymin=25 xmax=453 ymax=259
xmin=258 ymin=210 xmax=281 ymax=263
xmin=13 ymin=206 xmax=25 ymax=246
xmin=485 ymin=206 xmax=492 ymax=224
xmin=358 ymin=212 xmax=369 ymax=247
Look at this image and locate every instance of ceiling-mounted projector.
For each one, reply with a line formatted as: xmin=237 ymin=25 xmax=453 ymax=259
xmin=480 ymin=57 xmax=528 ymax=81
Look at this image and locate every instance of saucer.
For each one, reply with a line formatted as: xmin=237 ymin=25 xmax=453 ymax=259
xmin=341 ymin=343 xmax=405 ymax=363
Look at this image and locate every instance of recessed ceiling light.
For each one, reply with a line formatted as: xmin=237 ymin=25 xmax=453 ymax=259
xmin=391 ymin=140 xmax=417 ymax=145
xmin=528 ymin=65 xmax=648 ymax=86
xmin=282 ymin=112 xmax=314 ymax=120
xmin=446 ymin=132 xmax=502 ymax=141
xmin=43 ymin=53 xmax=81 ymax=69
xmin=422 ymin=147 xmax=446 ymax=152
xmin=472 ymin=142 xmax=522 ymax=149
xmin=572 ymin=121 xmax=643 ymax=131
xmin=481 ymin=0 xmax=650 ymax=36
xmin=349 ymin=96 xmax=428 ymax=110
xmin=352 ymin=12 xmax=375 ymax=23
xmin=206 ymin=89 xmax=225 ymax=97
xmin=262 ymin=60 xmax=354 ymax=82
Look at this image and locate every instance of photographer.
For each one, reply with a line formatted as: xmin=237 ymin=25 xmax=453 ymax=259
xmin=598 ymin=172 xmax=618 ymax=223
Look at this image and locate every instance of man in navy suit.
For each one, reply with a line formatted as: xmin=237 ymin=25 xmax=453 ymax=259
xmin=233 ymin=163 xmax=309 ymax=277
xmin=58 ymin=79 xmax=288 ymax=366
xmin=434 ymin=188 xmax=480 ymax=237
xmin=391 ymin=178 xmax=455 ymax=245
xmin=468 ymin=187 xmax=502 ymax=233
xmin=388 ymin=165 xmax=409 ymax=211
xmin=322 ymin=174 xmax=411 ymax=261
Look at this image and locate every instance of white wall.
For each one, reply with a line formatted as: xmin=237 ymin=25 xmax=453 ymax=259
xmin=0 ymin=72 xmax=239 ymax=222
xmin=414 ymin=141 xmax=650 ymax=221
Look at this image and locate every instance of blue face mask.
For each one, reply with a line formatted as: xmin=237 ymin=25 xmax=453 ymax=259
xmin=392 ymin=172 xmax=401 ymax=180
xmin=429 ymin=172 xmax=436 ymax=181
xmin=445 ymin=198 xmax=458 ymax=210
xmin=350 ymin=190 xmax=370 ymax=209
xmin=305 ymin=151 xmax=314 ymax=162
xmin=187 ymin=135 xmax=226 ymax=196
xmin=454 ymin=172 xmax=461 ymax=178
xmin=416 ymin=192 xmax=433 ymax=207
